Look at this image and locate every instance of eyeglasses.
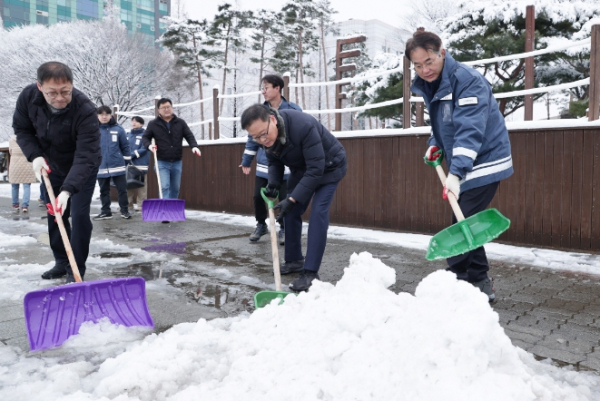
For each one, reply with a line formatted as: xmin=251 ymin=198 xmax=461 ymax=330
xmin=158 ymin=105 xmax=172 ymax=110
xmin=252 ymin=118 xmax=270 ymax=142
xmin=43 ymin=90 xmax=72 ymax=99
xmin=414 ymin=54 xmax=441 ymax=72
xmin=260 ymin=86 xmax=272 ymax=92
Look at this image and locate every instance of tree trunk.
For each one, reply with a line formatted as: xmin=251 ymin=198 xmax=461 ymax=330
xmin=258 ymin=34 xmax=266 ymax=103
xmin=220 ymin=24 xmax=232 ymax=114
xmin=320 ymin=20 xmax=331 ymax=130
xmin=193 ymin=36 xmax=205 ymax=139
xmin=298 ymin=31 xmax=306 ymax=110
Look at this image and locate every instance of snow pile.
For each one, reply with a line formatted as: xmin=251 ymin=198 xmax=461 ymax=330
xmin=2 ymin=252 xmax=597 ymax=400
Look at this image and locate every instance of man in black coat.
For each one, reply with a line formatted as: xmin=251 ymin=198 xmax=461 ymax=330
xmin=241 ymin=104 xmax=347 ymax=291
xmin=141 ymin=98 xmax=201 ymax=201
xmin=13 ymin=61 xmax=101 ymax=282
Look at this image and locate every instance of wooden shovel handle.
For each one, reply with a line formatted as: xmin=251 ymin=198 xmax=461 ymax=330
xmin=434 ymin=165 xmax=465 ymax=222
xmin=151 ymin=138 xmax=163 ymax=199
xmin=41 ymin=169 xmax=82 ymax=283
xmin=267 ymin=207 xmax=282 ymax=291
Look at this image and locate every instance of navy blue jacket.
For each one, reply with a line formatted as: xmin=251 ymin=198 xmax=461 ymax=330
xmin=141 ymin=114 xmax=198 ymax=161
xmin=240 ymin=97 xmax=300 ymax=179
xmin=128 ymin=127 xmax=149 ymax=173
xmin=12 ymin=83 xmax=101 ymax=195
xmin=411 ymin=53 xmax=513 ymax=192
xmin=97 ymin=117 xmax=131 ymax=178
xmin=266 ymin=110 xmax=347 ymax=205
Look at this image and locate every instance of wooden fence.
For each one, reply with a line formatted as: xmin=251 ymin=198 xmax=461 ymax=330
xmin=141 ymin=126 xmax=600 ymax=253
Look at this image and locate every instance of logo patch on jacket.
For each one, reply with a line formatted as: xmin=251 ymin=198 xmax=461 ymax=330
xmin=458 ymin=97 xmax=478 ymax=106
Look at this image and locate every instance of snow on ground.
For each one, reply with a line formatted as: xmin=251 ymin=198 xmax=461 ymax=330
xmin=2 ymin=186 xmax=600 ymax=399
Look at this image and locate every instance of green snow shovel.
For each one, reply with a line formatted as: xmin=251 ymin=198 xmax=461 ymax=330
xmin=424 ymin=149 xmax=510 ymax=261
xmin=254 ymin=188 xmax=295 ymax=308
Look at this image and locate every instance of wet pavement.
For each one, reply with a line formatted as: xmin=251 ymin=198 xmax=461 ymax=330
xmin=2 ymin=194 xmax=600 ymax=374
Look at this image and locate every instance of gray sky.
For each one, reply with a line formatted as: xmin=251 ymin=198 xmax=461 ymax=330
xmin=179 ymin=0 xmax=403 ymax=27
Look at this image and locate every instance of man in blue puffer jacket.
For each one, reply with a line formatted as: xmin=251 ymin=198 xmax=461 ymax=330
xmin=239 ymin=74 xmax=300 ymax=245
xmin=127 ymin=116 xmax=149 ymax=213
xmin=407 ymin=31 xmax=513 ymax=302
xmin=95 ymin=105 xmax=132 ymax=220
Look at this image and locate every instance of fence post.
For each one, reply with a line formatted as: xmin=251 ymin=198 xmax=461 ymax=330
xmin=113 ymin=104 xmax=119 ymax=122
xmin=209 ymin=122 xmax=213 ymax=140
xmin=154 ymin=96 xmax=160 ymax=117
xmin=589 ymin=24 xmax=600 ymax=121
xmin=524 ymin=5 xmax=535 ymax=120
xmin=283 ymin=72 xmax=290 ymax=101
xmin=403 ymin=55 xmax=412 ymax=129
xmin=213 ymin=86 xmax=220 ymax=139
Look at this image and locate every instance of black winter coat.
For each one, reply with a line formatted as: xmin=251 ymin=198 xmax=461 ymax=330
xmin=12 ymin=83 xmax=101 ymax=195
xmin=141 ymin=115 xmax=198 ymax=161
xmin=266 ymin=110 xmax=347 ymax=205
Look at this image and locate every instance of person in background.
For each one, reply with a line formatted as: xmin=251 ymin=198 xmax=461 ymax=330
xmin=94 ymin=105 xmax=132 ymax=220
xmin=127 ymin=116 xmax=149 ymax=213
xmin=407 ymin=30 xmax=513 ymax=302
xmin=13 ymin=61 xmax=101 ymax=283
xmin=239 ymin=74 xmax=300 ymax=244
xmin=142 ymin=98 xmax=201 ymax=201
xmin=8 ymin=135 xmax=37 ymax=213
xmin=241 ymin=104 xmax=347 ymax=292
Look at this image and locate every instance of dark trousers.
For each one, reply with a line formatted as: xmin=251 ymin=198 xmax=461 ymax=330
xmin=41 ymin=172 xmax=97 ymax=277
xmin=254 ymin=176 xmax=287 ymax=228
xmin=98 ymin=175 xmax=128 ymax=214
xmin=285 ymin=181 xmax=340 ymax=273
xmin=447 ymin=181 xmax=500 ymax=283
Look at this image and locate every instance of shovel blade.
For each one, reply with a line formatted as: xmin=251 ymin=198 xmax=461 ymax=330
xmin=142 ymin=199 xmax=186 ymax=221
xmin=254 ymin=290 xmax=295 ymax=308
xmin=426 ymin=208 xmax=510 ymax=261
xmin=24 ymin=277 xmax=154 ymax=351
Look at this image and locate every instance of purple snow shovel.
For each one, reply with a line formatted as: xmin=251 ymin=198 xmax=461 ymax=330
xmin=142 ymin=139 xmax=186 ymax=222
xmin=23 ymin=170 xmax=154 ymax=351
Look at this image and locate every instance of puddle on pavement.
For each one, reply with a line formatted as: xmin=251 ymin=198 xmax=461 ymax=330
xmin=112 ymin=262 xmax=258 ymax=314
xmin=95 ymin=252 xmax=134 ymax=259
xmin=142 ymin=242 xmax=187 ymax=254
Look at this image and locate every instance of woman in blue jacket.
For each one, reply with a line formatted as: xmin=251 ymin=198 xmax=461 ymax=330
xmin=95 ymin=105 xmax=132 ymax=220
xmin=127 ymin=116 xmax=149 ymax=212
xmin=407 ymin=31 xmax=513 ymax=302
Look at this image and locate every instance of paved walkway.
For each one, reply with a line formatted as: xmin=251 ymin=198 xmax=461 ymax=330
xmin=1 ymin=193 xmax=600 ymax=373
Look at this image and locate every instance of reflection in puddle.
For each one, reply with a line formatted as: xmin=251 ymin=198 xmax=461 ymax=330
xmin=142 ymin=242 xmax=186 ymax=254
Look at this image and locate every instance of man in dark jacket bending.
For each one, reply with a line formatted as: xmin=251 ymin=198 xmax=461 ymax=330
xmin=13 ymin=61 xmax=101 ymax=283
xmin=241 ymin=104 xmax=347 ymax=292
xmin=142 ymin=98 xmax=201 ymax=200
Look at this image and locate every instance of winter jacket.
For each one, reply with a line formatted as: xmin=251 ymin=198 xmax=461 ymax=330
xmin=97 ymin=117 xmax=131 ymax=178
xmin=8 ymin=136 xmax=37 ymax=184
xmin=128 ymin=127 xmax=149 ymax=173
xmin=141 ymin=114 xmax=198 ymax=161
xmin=410 ymin=52 xmax=513 ymax=192
xmin=266 ymin=109 xmax=347 ymax=205
xmin=240 ymin=97 xmax=300 ymax=180
xmin=13 ymin=83 xmax=101 ymax=195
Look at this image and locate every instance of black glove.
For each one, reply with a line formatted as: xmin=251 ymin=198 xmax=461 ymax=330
xmin=264 ymin=183 xmax=280 ymax=199
xmin=273 ymin=198 xmax=295 ymax=224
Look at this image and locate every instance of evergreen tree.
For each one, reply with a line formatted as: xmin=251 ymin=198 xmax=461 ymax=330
xmin=159 ymin=17 xmax=222 ymax=138
xmin=248 ymin=9 xmax=283 ymax=99
xmin=209 ymin=3 xmax=253 ymax=113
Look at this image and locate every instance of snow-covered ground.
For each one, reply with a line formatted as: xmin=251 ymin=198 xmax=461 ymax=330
xmin=1 ymin=184 xmax=600 ymax=400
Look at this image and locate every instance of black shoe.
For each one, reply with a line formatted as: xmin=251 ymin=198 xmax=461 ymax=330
xmin=278 ymin=229 xmax=285 ymax=246
xmin=472 ymin=277 xmax=496 ymax=302
xmin=162 ymin=221 xmax=170 ymax=224
xmin=65 ymin=274 xmax=83 ymax=284
xmin=249 ymin=223 xmax=268 ymax=242
xmin=289 ymin=270 xmax=320 ymax=292
xmin=41 ymin=264 xmax=68 ymax=279
xmin=94 ymin=212 xmax=113 ymax=220
xmin=280 ymin=259 xmax=304 ymax=275
xmin=121 ymin=211 xmax=132 ymax=219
